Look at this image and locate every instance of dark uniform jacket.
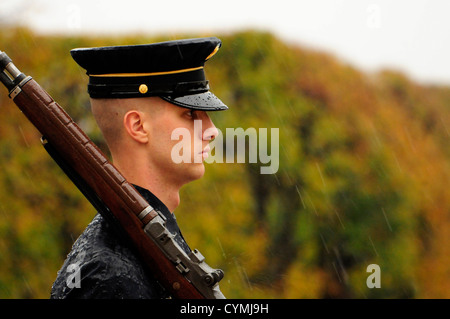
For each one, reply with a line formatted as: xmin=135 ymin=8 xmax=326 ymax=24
xmin=50 ymin=185 xmax=191 ymax=299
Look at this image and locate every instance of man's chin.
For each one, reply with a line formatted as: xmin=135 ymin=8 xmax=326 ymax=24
xmin=193 ymin=162 xmax=206 ymax=179
xmin=183 ymin=162 xmax=206 ymax=183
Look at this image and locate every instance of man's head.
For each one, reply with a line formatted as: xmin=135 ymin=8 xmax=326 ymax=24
xmin=90 ymin=96 xmax=218 ymax=187
xmin=71 ymin=37 xmax=227 ymax=203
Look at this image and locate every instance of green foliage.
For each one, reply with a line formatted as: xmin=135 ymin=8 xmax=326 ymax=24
xmin=0 ymin=28 xmax=449 ymax=298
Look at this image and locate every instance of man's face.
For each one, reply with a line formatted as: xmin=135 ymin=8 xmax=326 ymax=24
xmin=141 ymin=98 xmax=218 ymax=186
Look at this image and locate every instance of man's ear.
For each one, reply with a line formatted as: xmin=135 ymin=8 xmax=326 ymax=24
xmin=123 ymin=110 xmax=149 ymax=144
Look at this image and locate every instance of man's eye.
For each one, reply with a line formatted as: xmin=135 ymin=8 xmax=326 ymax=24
xmin=187 ymin=110 xmax=197 ymax=118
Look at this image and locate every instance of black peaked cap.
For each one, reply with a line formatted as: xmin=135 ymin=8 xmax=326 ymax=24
xmin=70 ymin=37 xmax=227 ymax=111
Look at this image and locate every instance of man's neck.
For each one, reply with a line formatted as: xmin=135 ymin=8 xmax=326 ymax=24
xmin=144 ymin=182 xmax=180 ymax=213
xmin=113 ymin=161 xmax=181 ymax=213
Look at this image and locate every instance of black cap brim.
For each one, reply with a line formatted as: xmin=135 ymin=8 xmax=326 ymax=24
xmin=161 ymin=91 xmax=228 ymax=111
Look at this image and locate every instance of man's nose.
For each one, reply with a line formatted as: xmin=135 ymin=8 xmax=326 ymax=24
xmin=202 ymin=116 xmax=218 ymax=141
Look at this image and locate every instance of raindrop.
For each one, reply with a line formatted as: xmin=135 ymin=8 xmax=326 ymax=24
xmin=18 ymin=125 xmax=30 ymax=148
xmin=216 ymin=237 xmax=226 ymax=259
xmin=368 ymin=236 xmax=379 ymax=257
xmin=233 ymin=257 xmax=253 ymax=291
xmin=334 ymin=209 xmax=345 ymax=230
xmin=319 ymin=233 xmax=329 ymax=254
xmin=295 ymin=185 xmax=306 ymax=209
xmin=381 ymin=207 xmax=393 ymax=232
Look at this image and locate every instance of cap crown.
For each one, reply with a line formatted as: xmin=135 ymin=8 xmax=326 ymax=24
xmin=71 ymin=37 xmax=221 ymax=76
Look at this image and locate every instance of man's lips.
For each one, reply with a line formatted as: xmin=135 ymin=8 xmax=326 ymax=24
xmin=201 ymin=145 xmax=211 ymax=158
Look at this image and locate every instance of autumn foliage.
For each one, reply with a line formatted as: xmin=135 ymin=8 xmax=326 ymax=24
xmin=0 ymin=29 xmax=448 ymax=298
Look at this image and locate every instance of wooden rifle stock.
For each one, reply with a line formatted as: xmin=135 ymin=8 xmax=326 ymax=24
xmin=0 ymin=51 xmax=225 ymax=299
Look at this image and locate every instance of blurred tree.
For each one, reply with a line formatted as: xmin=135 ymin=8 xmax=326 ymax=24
xmin=0 ymin=28 xmax=448 ymax=299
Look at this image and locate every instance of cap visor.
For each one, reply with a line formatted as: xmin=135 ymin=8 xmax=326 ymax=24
xmin=161 ymin=92 xmax=228 ymax=111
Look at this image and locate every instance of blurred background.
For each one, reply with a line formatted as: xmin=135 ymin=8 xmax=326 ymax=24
xmin=0 ymin=0 xmax=449 ymax=298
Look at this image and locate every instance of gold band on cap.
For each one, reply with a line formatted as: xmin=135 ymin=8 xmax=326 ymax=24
xmin=89 ymin=66 xmax=204 ymax=78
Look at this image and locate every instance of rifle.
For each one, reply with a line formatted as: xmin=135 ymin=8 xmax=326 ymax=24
xmin=0 ymin=50 xmax=225 ymax=299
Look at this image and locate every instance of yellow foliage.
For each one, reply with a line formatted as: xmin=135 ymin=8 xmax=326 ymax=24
xmin=0 ymin=28 xmax=449 ymax=299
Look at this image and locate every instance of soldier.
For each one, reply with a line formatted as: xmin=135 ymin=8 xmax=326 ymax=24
xmin=50 ymin=37 xmax=227 ymax=298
